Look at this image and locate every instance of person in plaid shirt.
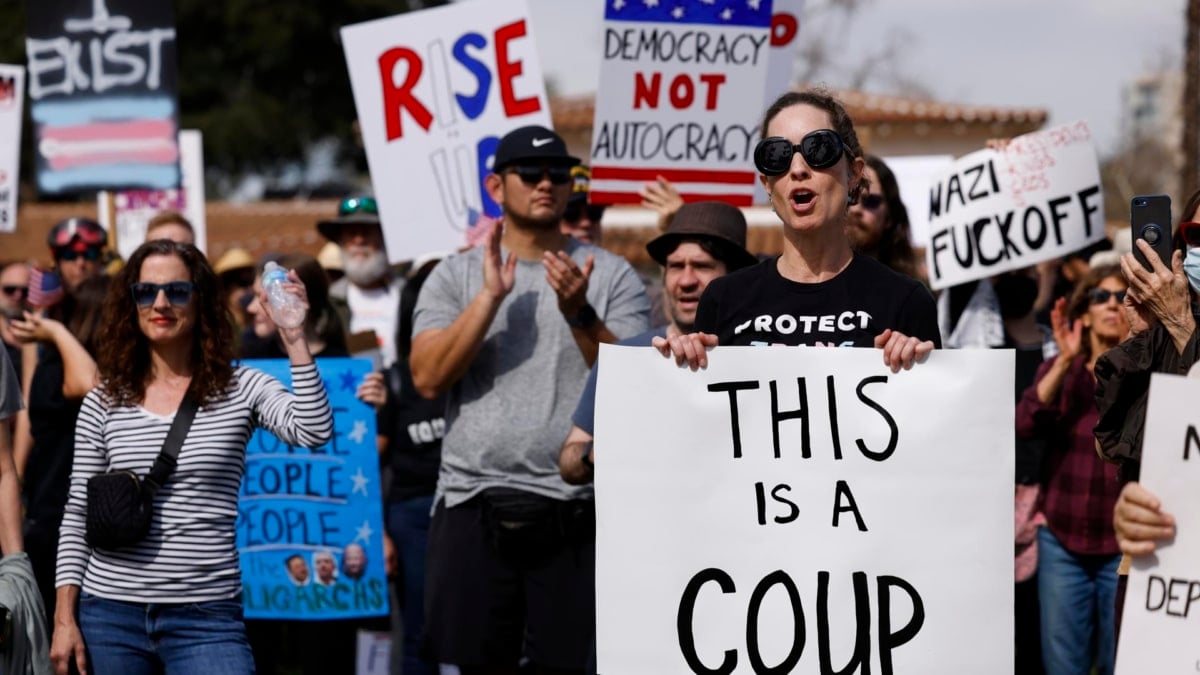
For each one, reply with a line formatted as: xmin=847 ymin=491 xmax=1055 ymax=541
xmin=1017 ymin=263 xmax=1130 ymax=675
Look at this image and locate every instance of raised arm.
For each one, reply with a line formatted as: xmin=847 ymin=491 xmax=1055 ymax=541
xmin=411 ymin=225 xmax=515 ymax=399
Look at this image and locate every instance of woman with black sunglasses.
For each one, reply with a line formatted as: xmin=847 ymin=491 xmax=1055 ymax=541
xmin=50 ymin=240 xmax=333 ymax=675
xmin=847 ymin=155 xmax=920 ymax=280
xmin=654 ymin=88 xmax=939 ymax=369
xmin=1016 ymin=264 xmax=1129 ymax=675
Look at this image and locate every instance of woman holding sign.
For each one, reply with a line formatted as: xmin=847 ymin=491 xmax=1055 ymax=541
xmin=654 ymin=89 xmax=939 ymax=365
xmin=1017 ymin=264 xmax=1130 ymax=675
xmin=50 ymin=240 xmax=333 ymax=675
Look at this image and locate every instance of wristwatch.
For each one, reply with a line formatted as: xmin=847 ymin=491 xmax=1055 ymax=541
xmin=566 ymin=303 xmax=599 ymax=329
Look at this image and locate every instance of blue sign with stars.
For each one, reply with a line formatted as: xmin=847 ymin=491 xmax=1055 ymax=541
xmin=236 ymin=358 xmax=389 ymax=619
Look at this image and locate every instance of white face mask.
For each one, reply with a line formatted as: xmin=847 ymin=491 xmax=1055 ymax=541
xmin=1185 ymin=248 xmax=1200 ymax=294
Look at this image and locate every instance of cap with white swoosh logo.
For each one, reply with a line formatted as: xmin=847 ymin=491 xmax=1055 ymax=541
xmin=492 ymin=125 xmax=581 ymax=172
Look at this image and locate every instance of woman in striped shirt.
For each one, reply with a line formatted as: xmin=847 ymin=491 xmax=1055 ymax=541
xmin=50 ymin=240 xmax=333 ymax=675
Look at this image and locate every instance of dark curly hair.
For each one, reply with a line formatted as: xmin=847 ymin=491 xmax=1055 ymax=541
xmin=759 ymin=88 xmax=866 ymax=203
xmin=95 ymin=240 xmax=235 ymax=406
xmin=862 ymin=155 xmax=919 ymax=278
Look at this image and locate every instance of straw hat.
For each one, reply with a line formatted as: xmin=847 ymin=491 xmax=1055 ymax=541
xmin=213 ymin=247 xmax=256 ymax=276
xmin=317 ymin=241 xmax=343 ymax=272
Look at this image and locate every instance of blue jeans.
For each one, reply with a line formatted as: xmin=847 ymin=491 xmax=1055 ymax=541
xmin=1037 ymin=527 xmax=1119 ymax=675
xmin=388 ymin=495 xmax=434 ymax=675
xmin=79 ymin=592 xmax=255 ymax=675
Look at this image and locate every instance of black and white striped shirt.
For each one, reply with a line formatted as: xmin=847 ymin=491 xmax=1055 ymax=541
xmin=56 ymin=363 xmax=333 ymax=603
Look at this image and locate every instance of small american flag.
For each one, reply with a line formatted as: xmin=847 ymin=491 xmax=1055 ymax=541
xmin=28 ymin=267 xmax=64 ymax=309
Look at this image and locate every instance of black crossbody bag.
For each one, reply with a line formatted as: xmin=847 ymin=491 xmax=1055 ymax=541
xmin=85 ymin=394 xmax=199 ymax=549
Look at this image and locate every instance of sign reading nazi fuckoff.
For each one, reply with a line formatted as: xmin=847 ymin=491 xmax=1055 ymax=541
xmin=594 ymin=346 xmax=1014 ymax=674
xmin=925 ymin=121 xmax=1103 ymax=290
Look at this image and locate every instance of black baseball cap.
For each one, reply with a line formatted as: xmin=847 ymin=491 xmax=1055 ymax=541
xmin=492 ymin=125 xmax=580 ymax=173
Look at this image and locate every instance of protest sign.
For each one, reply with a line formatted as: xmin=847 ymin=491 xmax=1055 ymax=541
xmin=25 ymin=0 xmax=181 ymax=194
xmin=341 ymin=0 xmax=552 ymax=263
xmin=595 ymin=346 xmax=1013 ymax=674
xmin=237 ymin=358 xmax=388 ymax=620
xmin=1116 ymin=373 xmax=1200 ymax=674
xmin=101 ymin=129 xmax=207 ymax=258
xmin=0 ymin=64 xmax=24 ymax=233
xmin=589 ymin=0 xmax=774 ymax=207
xmin=752 ymin=0 xmax=804 ymax=205
xmin=924 ymin=121 xmax=1103 ymax=289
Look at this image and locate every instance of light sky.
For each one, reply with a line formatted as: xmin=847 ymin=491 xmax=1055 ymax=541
xmin=524 ymin=0 xmax=1185 ymax=159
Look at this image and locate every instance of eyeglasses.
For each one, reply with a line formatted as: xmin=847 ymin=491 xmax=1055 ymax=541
xmin=508 ymin=165 xmax=573 ymax=186
xmin=0 ymin=285 xmax=26 ymax=297
xmin=338 ymin=196 xmax=379 ymax=217
xmin=130 ymin=281 xmax=195 ymax=307
xmin=564 ymin=203 xmax=606 ymax=223
xmin=1089 ymin=288 xmax=1126 ymax=305
xmin=754 ymin=129 xmax=849 ymax=176
xmin=55 ymin=246 xmax=102 ymax=262
xmin=859 ymin=194 xmax=885 ymax=211
xmin=1180 ymin=221 xmax=1200 ymax=247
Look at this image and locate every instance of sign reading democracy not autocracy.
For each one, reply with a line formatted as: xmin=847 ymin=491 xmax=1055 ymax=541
xmin=24 ymin=0 xmax=181 ymax=194
xmin=1116 ymin=373 xmax=1200 ymax=674
xmin=594 ymin=346 xmax=1014 ymax=674
xmin=236 ymin=358 xmax=388 ymax=620
xmin=589 ymin=0 xmax=774 ymax=207
xmin=341 ymin=0 xmax=553 ymax=263
xmin=924 ymin=121 xmax=1104 ymax=290
xmin=0 ymin=64 xmax=24 ymax=233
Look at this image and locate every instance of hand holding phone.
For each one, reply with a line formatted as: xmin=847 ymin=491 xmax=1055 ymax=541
xmin=1130 ymin=194 xmax=1173 ymax=271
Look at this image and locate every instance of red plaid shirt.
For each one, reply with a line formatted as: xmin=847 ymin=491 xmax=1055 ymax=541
xmin=1016 ymin=355 xmax=1121 ymax=556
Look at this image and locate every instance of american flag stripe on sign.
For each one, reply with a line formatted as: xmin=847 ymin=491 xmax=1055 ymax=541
xmin=589 ymin=0 xmax=774 ymax=207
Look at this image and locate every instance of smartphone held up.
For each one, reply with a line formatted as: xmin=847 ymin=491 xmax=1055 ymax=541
xmin=1130 ymin=194 xmax=1173 ymax=271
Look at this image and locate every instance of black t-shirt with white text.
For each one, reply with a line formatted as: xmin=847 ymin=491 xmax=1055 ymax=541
xmin=694 ymin=255 xmax=941 ymax=348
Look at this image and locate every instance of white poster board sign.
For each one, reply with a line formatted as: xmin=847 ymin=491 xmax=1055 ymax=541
xmin=99 ymin=130 xmax=206 ymax=260
xmin=0 ymin=64 xmax=25 ymax=233
xmin=1116 ymin=373 xmax=1200 ymax=673
xmin=924 ymin=121 xmax=1103 ymax=290
xmin=595 ymin=346 xmax=1014 ymax=674
xmin=342 ymin=0 xmax=553 ymax=263
xmin=589 ymin=1 xmax=774 ymax=207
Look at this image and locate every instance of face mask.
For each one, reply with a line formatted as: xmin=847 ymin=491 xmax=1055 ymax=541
xmin=1185 ymin=248 xmax=1200 ymax=294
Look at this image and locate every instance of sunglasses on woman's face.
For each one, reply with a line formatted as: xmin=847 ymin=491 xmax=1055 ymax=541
xmin=564 ymin=203 xmax=606 ymax=223
xmin=508 ymin=164 xmax=573 ymax=186
xmin=1180 ymin=221 xmax=1200 ymax=248
xmin=131 ymin=281 xmax=195 ymax=307
xmin=859 ymin=194 xmax=885 ymax=211
xmin=1089 ymin=288 xmax=1126 ymax=305
xmin=754 ymin=129 xmax=848 ymax=176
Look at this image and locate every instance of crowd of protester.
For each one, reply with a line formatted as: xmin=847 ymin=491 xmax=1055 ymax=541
xmin=0 ymin=85 xmax=1189 ymax=675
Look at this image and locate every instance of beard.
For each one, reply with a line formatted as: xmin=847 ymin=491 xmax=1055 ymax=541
xmin=341 ymin=247 xmax=390 ymax=287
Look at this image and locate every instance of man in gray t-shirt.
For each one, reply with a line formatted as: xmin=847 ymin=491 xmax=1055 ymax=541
xmin=411 ymin=125 xmax=648 ymax=673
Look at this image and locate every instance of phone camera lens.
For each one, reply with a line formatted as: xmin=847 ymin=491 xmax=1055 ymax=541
xmin=1135 ymin=198 xmax=1147 ymax=207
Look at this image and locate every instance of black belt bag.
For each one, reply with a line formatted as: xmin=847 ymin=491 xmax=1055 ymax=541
xmin=86 ymin=394 xmax=198 ymax=550
xmin=478 ymin=488 xmax=594 ymax=563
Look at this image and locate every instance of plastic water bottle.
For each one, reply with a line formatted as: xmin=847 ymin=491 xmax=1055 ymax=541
xmin=261 ymin=261 xmax=306 ymax=329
